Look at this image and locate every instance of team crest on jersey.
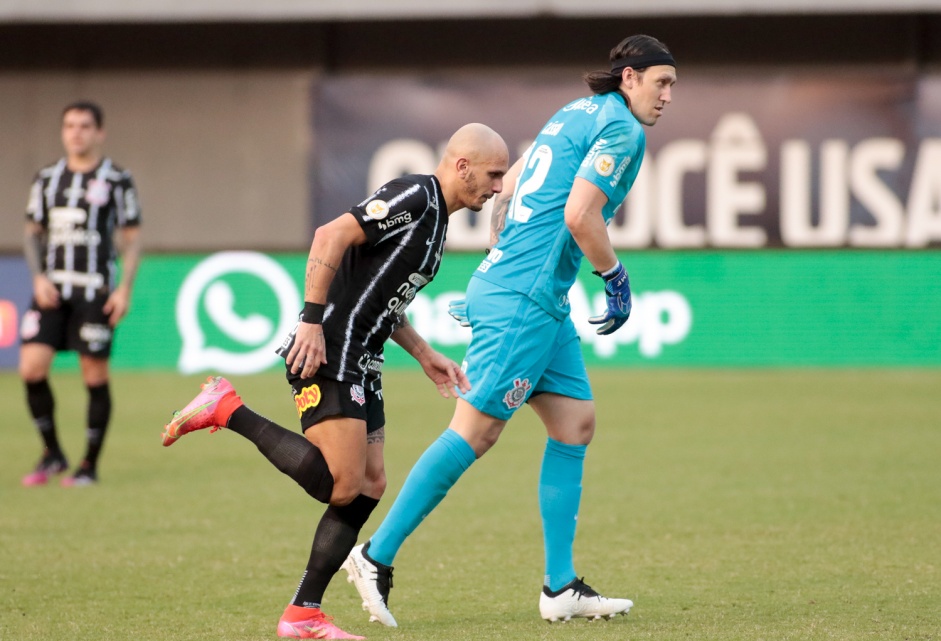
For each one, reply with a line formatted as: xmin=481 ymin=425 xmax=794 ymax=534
xmin=364 ymin=199 xmax=390 ymax=220
xmin=85 ymin=179 xmax=112 ymax=206
xmin=503 ymin=378 xmax=532 ymax=410
xmin=350 ymin=384 xmax=366 ymax=406
xmin=594 ymin=154 xmax=616 ymax=177
xmin=294 ymin=384 xmax=322 ymax=417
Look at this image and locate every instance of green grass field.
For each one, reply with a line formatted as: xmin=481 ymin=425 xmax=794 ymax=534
xmin=1 ymin=369 xmax=939 ymax=641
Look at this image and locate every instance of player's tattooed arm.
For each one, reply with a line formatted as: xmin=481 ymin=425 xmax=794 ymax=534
xmin=116 ymin=226 xmax=143 ymax=291
xmin=303 ymin=213 xmax=364 ymax=303
xmin=305 ymin=257 xmax=339 ymax=287
xmin=289 ymin=213 xmax=365 ymax=378
xmin=489 ymin=192 xmax=511 ymax=248
xmin=488 ymin=155 xmax=524 ymax=248
xmin=24 ymin=222 xmax=59 ymax=309
xmin=23 ymin=223 xmax=45 ymax=276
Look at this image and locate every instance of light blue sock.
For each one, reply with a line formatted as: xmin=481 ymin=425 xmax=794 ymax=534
xmin=368 ymin=429 xmax=476 ymax=566
xmin=539 ymin=437 xmax=587 ymax=592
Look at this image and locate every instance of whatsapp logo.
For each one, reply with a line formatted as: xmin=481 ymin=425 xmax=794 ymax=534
xmin=176 ymin=252 xmax=300 ymax=374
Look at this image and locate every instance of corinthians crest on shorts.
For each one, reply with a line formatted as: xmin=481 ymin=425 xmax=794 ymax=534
xmin=350 ymin=384 xmax=366 ymax=406
xmin=503 ymin=377 xmax=532 ymax=410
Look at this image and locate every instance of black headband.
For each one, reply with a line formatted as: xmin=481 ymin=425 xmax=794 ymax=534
xmin=610 ymin=52 xmax=676 ymax=73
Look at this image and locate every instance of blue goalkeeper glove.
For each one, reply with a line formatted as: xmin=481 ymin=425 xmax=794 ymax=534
xmin=587 ymin=261 xmax=632 ymax=335
xmin=448 ymin=298 xmax=470 ymax=327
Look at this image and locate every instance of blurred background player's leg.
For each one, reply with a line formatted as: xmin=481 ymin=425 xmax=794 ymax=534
xmin=58 ymin=354 xmax=113 ymax=486
xmin=19 ymin=342 xmax=67 ymax=486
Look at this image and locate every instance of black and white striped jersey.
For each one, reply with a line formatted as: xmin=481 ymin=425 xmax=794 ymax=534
xmin=25 ymin=157 xmax=141 ymax=302
xmin=279 ymin=174 xmax=448 ymax=391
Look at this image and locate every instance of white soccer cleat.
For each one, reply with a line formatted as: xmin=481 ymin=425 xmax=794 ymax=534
xmin=341 ymin=543 xmax=398 ymax=627
xmin=539 ymin=577 xmax=633 ymax=622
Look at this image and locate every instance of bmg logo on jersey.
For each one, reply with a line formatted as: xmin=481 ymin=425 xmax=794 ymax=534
xmin=176 ymin=252 xmax=301 ymax=374
xmin=377 ymin=211 xmax=412 ymax=231
xmin=609 ymin=157 xmax=631 ymax=188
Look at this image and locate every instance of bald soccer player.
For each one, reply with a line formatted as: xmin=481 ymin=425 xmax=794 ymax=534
xmin=161 ymin=124 xmax=510 ymax=639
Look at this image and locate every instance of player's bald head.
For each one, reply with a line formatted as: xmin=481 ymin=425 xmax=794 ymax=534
xmin=436 ymin=123 xmax=509 ymax=214
xmin=442 ymin=123 xmax=509 ymax=165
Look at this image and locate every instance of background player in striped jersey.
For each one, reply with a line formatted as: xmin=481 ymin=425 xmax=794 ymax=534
xmin=161 ymin=123 xmax=509 ymax=639
xmin=344 ymin=35 xmax=676 ymax=626
xmin=20 ymin=101 xmax=143 ymax=488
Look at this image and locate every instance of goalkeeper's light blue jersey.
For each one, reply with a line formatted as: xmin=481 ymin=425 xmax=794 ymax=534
xmin=472 ymin=91 xmax=645 ymax=320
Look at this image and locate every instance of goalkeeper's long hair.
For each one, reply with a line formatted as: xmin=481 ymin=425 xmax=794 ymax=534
xmin=583 ymin=34 xmax=673 ymax=97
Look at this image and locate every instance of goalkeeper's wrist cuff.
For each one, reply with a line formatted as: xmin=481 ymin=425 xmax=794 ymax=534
xmin=593 ymin=261 xmax=623 ymax=280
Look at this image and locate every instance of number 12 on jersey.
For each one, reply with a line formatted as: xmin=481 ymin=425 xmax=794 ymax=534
xmin=509 ymin=144 xmax=552 ymax=223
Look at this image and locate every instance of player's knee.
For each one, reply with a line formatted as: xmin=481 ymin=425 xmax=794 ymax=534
xmin=580 ymin=420 xmax=596 ymax=445
xmin=19 ymin=364 xmax=36 ymax=382
xmin=329 ymin=486 xmax=358 ymax=506
xmin=572 ymin=413 xmax=596 ymax=444
xmin=552 ymin=411 xmax=596 ymax=446
xmin=363 ymin=468 xmax=387 ymax=499
xmin=455 ymin=420 xmax=504 ymax=457
xmin=79 ymin=356 xmax=110 ymax=386
xmin=475 ymin=428 xmax=502 ymax=455
xmin=19 ymin=361 xmax=47 ymax=383
xmin=82 ymin=374 xmax=109 ymax=388
xmin=329 ymin=474 xmax=365 ymax=506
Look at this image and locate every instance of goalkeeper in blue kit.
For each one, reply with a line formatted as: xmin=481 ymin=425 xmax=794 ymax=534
xmin=344 ymin=34 xmax=677 ymax=625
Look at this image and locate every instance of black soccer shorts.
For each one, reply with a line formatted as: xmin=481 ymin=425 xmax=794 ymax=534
xmin=285 ymin=369 xmax=385 ymax=435
xmin=20 ymin=291 xmax=114 ymax=357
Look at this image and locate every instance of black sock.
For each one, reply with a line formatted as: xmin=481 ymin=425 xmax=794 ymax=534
xmin=26 ymin=379 xmax=62 ymax=458
xmin=227 ymin=406 xmax=335 ymax=503
xmin=83 ymin=382 xmax=111 ymax=470
xmin=291 ymin=494 xmax=380 ymax=608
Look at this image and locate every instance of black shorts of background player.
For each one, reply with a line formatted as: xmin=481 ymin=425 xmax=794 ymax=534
xmin=161 ymin=123 xmax=508 ymax=638
xmin=20 ymin=100 xmax=142 ymax=488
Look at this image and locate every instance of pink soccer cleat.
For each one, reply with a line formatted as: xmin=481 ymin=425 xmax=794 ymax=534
xmin=21 ymin=452 xmax=69 ymax=487
xmin=277 ymin=607 xmax=366 ymax=640
xmin=161 ymin=376 xmax=238 ymax=447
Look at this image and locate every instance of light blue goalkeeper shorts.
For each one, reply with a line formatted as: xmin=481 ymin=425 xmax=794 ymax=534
xmin=459 ymin=276 xmax=592 ymax=420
